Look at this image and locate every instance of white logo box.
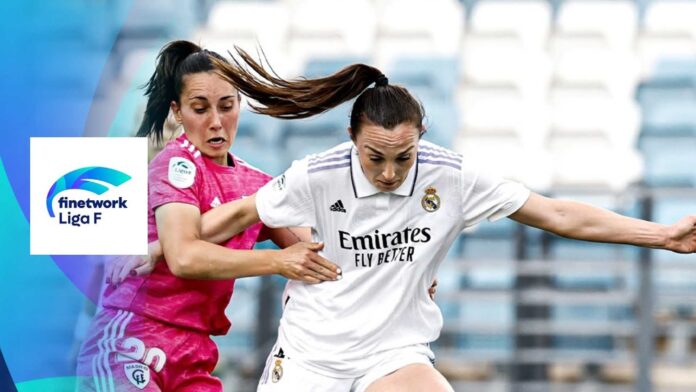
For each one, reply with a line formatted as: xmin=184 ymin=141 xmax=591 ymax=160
xmin=30 ymin=137 xmax=148 ymax=255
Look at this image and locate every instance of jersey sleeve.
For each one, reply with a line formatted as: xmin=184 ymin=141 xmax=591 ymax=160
xmin=255 ymin=158 xmax=316 ymax=228
xmin=149 ymin=152 xmax=202 ymax=211
xmin=460 ymin=168 xmax=530 ymax=227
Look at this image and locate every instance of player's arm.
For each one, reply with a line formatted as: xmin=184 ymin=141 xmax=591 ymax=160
xmin=155 ymin=201 xmax=339 ymax=281
xmin=200 ymin=194 xmax=260 ymax=244
xmin=107 ymin=197 xmax=315 ymax=283
xmin=108 ymin=195 xmax=260 ymax=283
xmin=509 ymin=192 xmax=696 ymax=253
xmin=259 ymin=226 xmax=312 ymax=247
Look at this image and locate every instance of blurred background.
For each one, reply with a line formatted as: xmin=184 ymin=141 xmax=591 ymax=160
xmin=20 ymin=0 xmax=696 ymax=391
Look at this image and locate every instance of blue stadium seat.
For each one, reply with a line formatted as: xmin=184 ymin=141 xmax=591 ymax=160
xmin=410 ymin=88 xmax=459 ymax=148
xmin=637 ymin=84 xmax=696 ymax=136
xmin=232 ymin=136 xmax=285 ymax=176
xmin=638 ymin=134 xmax=696 ymax=186
xmin=238 ymin=111 xmax=284 ymax=146
xmin=389 ymin=56 xmax=459 ymax=100
xmin=304 ymin=56 xmax=370 ymax=78
xmin=456 ymin=333 xmax=513 ymax=351
xmin=115 ymin=0 xmax=198 ymax=39
xmin=650 ymin=58 xmax=696 ymax=87
xmin=282 ymin=132 xmax=351 ymax=166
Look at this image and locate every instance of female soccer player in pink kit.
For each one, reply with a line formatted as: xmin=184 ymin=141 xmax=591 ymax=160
xmin=75 ymin=41 xmax=340 ymax=391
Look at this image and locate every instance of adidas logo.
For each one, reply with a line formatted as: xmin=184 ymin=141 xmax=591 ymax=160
xmin=330 ymin=200 xmax=347 ymax=213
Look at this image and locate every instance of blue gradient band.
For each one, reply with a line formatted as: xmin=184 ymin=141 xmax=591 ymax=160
xmin=0 ymin=0 xmax=135 ymax=386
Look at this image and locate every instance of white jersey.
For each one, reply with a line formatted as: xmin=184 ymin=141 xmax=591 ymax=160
xmin=255 ymin=140 xmax=530 ymax=377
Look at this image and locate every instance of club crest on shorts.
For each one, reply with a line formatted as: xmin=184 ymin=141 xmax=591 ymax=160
xmin=124 ymin=362 xmax=150 ymax=389
xmin=421 ymin=186 xmax=440 ymax=212
xmin=272 ymin=358 xmax=284 ymax=383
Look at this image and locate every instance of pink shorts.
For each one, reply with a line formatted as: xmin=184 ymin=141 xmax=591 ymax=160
xmin=76 ymin=307 xmax=222 ymax=391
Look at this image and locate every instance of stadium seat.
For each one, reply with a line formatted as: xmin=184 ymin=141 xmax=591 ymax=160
xmin=373 ymin=0 xmax=465 ymax=68
xmin=455 ymin=134 xmax=552 ymax=191
xmin=287 ymin=0 xmax=376 ymax=73
xmin=232 ymin=136 xmax=286 ymax=175
xmin=551 ymin=41 xmax=639 ymax=99
xmin=196 ymin=1 xmax=291 ymax=75
xmin=638 ymin=0 xmax=696 ymax=76
xmin=469 ymin=0 xmax=551 ymax=50
xmin=282 ymin=128 xmax=351 ymax=166
xmin=116 ymin=0 xmax=198 ymax=39
xmin=237 ymin=110 xmax=284 ymax=146
xmin=637 ymin=80 xmax=696 ymax=136
xmin=548 ymin=86 xmax=642 ymax=189
xmin=550 ymin=87 xmax=641 ymax=146
xmin=556 ymin=0 xmax=638 ymax=50
xmin=410 ymin=88 xmax=459 ymax=148
xmin=548 ymin=133 xmax=643 ymax=190
xmin=638 ymin=135 xmax=696 ymax=187
xmin=643 ymin=0 xmax=696 ymax=40
xmin=304 ymin=56 xmax=370 ymax=79
xmin=205 ymin=0 xmax=289 ymax=50
xmin=456 ymin=86 xmax=549 ymax=140
xmin=388 ymin=56 xmax=459 ymax=100
xmin=461 ymin=35 xmax=552 ymax=100
xmin=283 ymin=102 xmax=351 ymax=139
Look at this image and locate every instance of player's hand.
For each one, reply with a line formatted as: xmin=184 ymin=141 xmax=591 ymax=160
xmin=105 ymin=242 xmax=163 ymax=285
xmin=428 ymin=279 xmax=438 ymax=300
xmin=666 ymin=215 xmax=696 ymax=253
xmin=276 ymin=242 xmax=342 ymax=284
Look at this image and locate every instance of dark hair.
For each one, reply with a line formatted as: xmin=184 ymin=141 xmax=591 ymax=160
xmin=137 ymin=40 xmax=229 ymax=143
xmin=211 ymin=47 xmax=425 ymax=137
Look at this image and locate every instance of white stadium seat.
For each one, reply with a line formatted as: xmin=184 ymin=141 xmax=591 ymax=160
xmin=195 ymin=1 xmax=291 ymax=74
xmin=455 ymin=134 xmax=553 ymax=192
xmin=286 ymin=0 xmax=376 ymax=73
xmin=470 ymin=0 xmax=551 ymax=50
xmin=373 ymin=0 xmax=465 ymax=68
xmin=552 ymin=40 xmax=639 ymax=99
xmin=639 ymin=0 xmax=696 ymax=76
xmin=556 ymin=0 xmax=638 ymax=50
xmin=549 ymin=87 xmax=641 ymax=147
xmin=461 ymin=35 xmax=551 ymax=100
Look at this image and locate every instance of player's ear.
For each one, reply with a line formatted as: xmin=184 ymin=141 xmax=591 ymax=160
xmin=170 ymin=101 xmax=182 ymax=124
xmin=348 ymin=127 xmax=355 ymax=141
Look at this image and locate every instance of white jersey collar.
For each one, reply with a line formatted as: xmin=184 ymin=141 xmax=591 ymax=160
xmin=349 ymin=145 xmax=418 ymax=198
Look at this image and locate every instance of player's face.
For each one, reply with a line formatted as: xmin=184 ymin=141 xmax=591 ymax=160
xmin=352 ymin=122 xmax=420 ymax=192
xmin=171 ymin=72 xmax=240 ymax=165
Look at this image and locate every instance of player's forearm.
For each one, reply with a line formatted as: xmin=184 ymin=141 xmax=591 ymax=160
xmin=550 ymin=199 xmax=669 ymax=248
xmin=166 ymin=239 xmax=278 ymax=279
xmin=267 ymin=227 xmax=310 ymax=248
xmin=200 ymin=195 xmax=260 ymax=244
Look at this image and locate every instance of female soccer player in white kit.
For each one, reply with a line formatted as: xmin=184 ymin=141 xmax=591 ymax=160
xmin=121 ymin=52 xmax=696 ymax=391
xmin=210 ymin=53 xmax=696 ymax=392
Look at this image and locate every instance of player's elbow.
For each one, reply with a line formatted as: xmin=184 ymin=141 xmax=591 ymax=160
xmin=166 ymin=247 xmax=198 ymax=278
xmin=547 ymin=202 xmax=587 ymax=240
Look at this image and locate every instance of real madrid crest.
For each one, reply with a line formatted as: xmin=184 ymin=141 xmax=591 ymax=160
xmin=272 ymin=358 xmax=284 ymax=383
xmin=421 ymin=186 xmax=440 ymax=212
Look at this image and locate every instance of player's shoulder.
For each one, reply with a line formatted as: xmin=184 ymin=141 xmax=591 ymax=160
xmin=304 ymin=141 xmax=354 ymax=175
xmin=151 ymin=136 xmax=204 ymax=169
xmin=417 ymin=140 xmax=463 ymax=173
xmin=149 ymin=137 xmax=205 ymax=189
xmin=234 ymin=155 xmax=273 ymax=182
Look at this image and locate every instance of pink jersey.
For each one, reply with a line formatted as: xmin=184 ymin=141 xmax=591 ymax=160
xmin=103 ymin=133 xmax=272 ymax=335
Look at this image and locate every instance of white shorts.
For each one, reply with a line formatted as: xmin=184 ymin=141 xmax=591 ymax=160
xmin=257 ymin=342 xmax=435 ymax=392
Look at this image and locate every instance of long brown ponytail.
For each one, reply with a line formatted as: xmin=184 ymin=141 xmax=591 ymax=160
xmin=211 ymin=47 xmax=425 ymax=135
